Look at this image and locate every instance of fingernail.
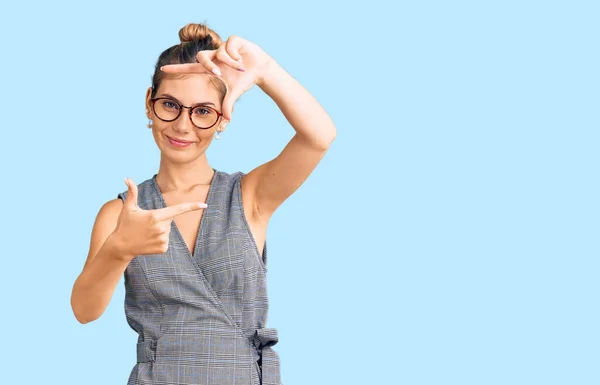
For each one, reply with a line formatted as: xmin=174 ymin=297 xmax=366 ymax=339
xmin=212 ymin=67 xmax=221 ymax=76
xmin=160 ymin=66 xmax=164 ymax=71
xmin=237 ymin=66 xmax=245 ymax=72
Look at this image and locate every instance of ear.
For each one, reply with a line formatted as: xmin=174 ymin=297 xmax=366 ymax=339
xmin=217 ymin=116 xmax=229 ymax=131
xmin=145 ymin=87 xmax=153 ymax=116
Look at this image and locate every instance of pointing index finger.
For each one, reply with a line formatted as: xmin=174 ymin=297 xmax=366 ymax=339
xmin=152 ymin=201 xmax=208 ymax=221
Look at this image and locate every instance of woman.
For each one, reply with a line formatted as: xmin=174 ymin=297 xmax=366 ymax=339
xmin=70 ymin=23 xmax=336 ymax=385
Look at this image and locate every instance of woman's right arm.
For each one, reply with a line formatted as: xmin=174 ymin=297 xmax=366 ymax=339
xmin=71 ymin=198 xmax=134 ymax=324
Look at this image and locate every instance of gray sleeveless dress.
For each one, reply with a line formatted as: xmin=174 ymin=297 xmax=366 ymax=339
xmin=117 ymin=169 xmax=282 ymax=385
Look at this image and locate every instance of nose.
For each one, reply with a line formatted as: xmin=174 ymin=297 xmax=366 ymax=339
xmin=172 ymin=106 xmax=195 ymax=133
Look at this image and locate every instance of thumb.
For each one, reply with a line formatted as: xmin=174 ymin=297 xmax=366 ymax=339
xmin=124 ymin=178 xmax=139 ymax=210
xmin=221 ymin=86 xmax=242 ymax=122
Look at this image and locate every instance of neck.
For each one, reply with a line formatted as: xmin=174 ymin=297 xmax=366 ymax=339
xmin=156 ymin=155 xmax=215 ymax=193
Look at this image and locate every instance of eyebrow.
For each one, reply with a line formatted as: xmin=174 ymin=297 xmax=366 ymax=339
xmin=158 ymin=93 xmax=216 ymax=107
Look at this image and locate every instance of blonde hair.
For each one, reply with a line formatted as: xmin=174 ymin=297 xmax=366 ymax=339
xmin=150 ymin=23 xmax=227 ymax=102
xmin=178 ymin=23 xmax=223 ymax=46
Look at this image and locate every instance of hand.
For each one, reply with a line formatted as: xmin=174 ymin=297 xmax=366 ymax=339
xmin=113 ymin=178 xmax=208 ymax=259
xmin=161 ymin=35 xmax=275 ymax=122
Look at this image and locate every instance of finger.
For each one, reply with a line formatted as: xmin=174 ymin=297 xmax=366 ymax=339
xmin=124 ymin=178 xmax=139 ymax=209
xmin=161 ymin=63 xmax=215 ymax=75
xmin=195 ymin=50 xmax=224 ymax=76
xmin=216 ymin=44 xmax=245 ymax=72
xmin=221 ymin=77 xmax=253 ymax=122
xmin=152 ymin=201 xmax=208 ymax=221
xmin=225 ymin=36 xmax=244 ymax=63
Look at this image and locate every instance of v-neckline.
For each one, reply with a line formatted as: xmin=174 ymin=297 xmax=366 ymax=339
xmin=151 ymin=168 xmax=219 ymax=259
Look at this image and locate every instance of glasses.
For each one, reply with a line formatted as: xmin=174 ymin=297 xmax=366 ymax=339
xmin=150 ymin=97 xmax=223 ymax=129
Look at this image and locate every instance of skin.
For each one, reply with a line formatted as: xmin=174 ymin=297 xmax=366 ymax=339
xmin=145 ymin=73 xmax=227 ymax=193
xmin=71 ymin=34 xmax=337 ymax=324
xmin=157 ymin=35 xmax=339 ymax=225
xmin=144 ymin=72 xmax=255 ymax=256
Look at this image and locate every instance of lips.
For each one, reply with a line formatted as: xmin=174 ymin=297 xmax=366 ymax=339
xmin=167 ymin=135 xmax=194 ymax=144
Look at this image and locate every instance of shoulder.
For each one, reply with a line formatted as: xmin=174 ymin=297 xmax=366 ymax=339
xmin=96 ymin=197 xmax=126 ymax=232
xmin=94 ymin=198 xmax=124 ymax=236
xmin=214 ymin=169 xmax=246 ymax=194
xmin=217 ymin=169 xmax=245 ymax=183
xmin=102 ymin=197 xmax=124 ymax=213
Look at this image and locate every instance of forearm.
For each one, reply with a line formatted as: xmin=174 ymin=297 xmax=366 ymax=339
xmin=258 ymin=60 xmax=337 ymax=149
xmin=71 ymin=232 xmax=133 ymax=324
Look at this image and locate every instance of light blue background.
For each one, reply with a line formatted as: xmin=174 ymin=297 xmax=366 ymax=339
xmin=0 ymin=0 xmax=598 ymax=384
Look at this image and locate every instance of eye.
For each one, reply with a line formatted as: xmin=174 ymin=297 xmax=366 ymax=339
xmin=193 ymin=107 xmax=212 ymax=115
xmin=161 ymin=100 xmax=179 ymax=110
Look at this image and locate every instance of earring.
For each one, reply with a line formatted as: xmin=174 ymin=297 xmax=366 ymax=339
xmin=215 ymin=121 xmax=228 ymax=140
xmin=147 ymin=119 xmax=152 ymax=129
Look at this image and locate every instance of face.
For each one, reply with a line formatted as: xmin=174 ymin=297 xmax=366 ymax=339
xmin=145 ymin=73 xmax=227 ymax=161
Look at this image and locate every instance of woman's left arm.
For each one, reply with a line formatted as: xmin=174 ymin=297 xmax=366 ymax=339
xmin=243 ymin=59 xmax=337 ymax=220
xmin=162 ymin=36 xmax=337 ymax=221
xmin=258 ymin=59 xmax=337 ymax=150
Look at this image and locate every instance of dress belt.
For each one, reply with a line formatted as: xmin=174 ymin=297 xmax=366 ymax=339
xmin=135 ymin=327 xmax=281 ymax=384
xmin=136 ymin=339 xmax=156 ymax=363
xmin=251 ymin=327 xmax=281 ymax=385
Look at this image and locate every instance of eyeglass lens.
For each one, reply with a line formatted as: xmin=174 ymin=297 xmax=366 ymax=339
xmin=154 ymin=99 xmax=218 ymax=128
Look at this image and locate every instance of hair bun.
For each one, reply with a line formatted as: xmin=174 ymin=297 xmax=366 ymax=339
xmin=178 ymin=23 xmax=223 ymax=47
